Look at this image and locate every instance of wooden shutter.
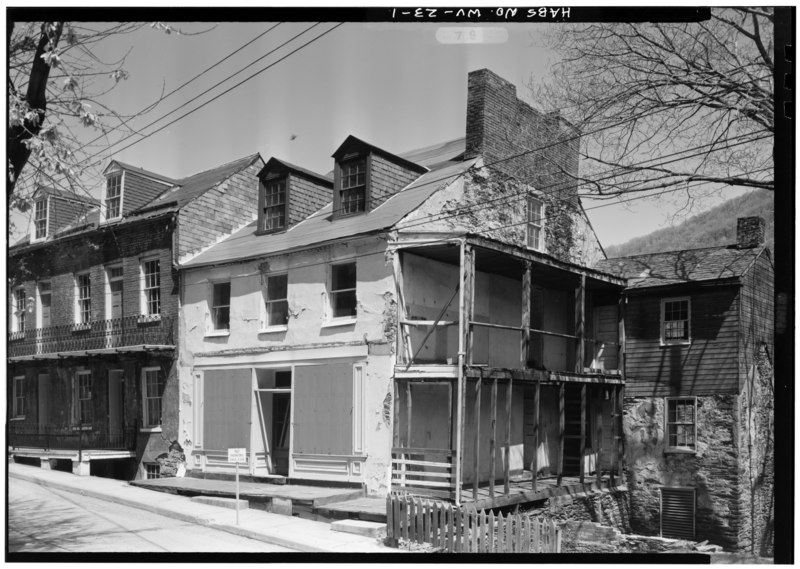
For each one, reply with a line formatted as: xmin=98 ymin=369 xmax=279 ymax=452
xmin=293 ymin=363 xmax=353 ymax=455
xmin=203 ymin=369 xmax=252 ymax=451
xmin=661 ymin=487 xmax=696 ymax=539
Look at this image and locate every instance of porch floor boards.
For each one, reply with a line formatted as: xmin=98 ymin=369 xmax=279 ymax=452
xmin=130 ymin=476 xmax=364 ymax=507
xmin=459 ymin=473 xmax=624 ymax=509
xmin=314 ymin=496 xmax=388 ymax=523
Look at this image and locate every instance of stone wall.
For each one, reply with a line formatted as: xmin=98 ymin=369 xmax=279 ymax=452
xmin=521 ymin=487 xmax=631 ymax=533
xmin=624 ymin=395 xmax=741 ymax=550
xmin=560 ymin=520 xmax=703 ymax=554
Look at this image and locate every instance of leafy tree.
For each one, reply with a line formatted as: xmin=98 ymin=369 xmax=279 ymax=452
xmin=531 ymin=8 xmax=774 ymax=198
xmin=8 ymin=21 xmax=200 ymax=212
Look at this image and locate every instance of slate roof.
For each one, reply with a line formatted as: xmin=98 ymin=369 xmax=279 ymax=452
xmin=183 ymin=156 xmax=477 ymax=268
xmin=594 ymin=245 xmax=766 ymax=289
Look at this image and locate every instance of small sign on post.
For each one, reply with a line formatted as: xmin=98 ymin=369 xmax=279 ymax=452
xmin=228 ymin=448 xmax=247 ymax=525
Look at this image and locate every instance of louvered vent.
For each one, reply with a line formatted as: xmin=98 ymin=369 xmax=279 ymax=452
xmin=660 ymin=487 xmax=695 ymax=539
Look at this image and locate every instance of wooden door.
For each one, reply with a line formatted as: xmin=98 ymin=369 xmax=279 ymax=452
xmin=40 ymin=294 xmax=51 ymax=327
xmin=110 ymin=281 xmax=123 ymax=320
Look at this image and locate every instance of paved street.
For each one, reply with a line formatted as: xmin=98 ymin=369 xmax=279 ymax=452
xmin=8 ymin=477 xmax=296 ymax=553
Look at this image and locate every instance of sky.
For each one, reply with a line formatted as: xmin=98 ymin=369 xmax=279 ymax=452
xmin=8 ymin=15 xmax=757 ymax=246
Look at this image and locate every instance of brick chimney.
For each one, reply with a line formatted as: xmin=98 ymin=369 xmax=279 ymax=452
xmin=736 ymin=216 xmax=766 ymax=249
xmin=464 ymin=68 xmax=580 ymax=204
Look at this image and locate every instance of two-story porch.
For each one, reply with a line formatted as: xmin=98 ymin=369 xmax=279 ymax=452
xmin=7 ymin=315 xmax=174 ymax=477
xmin=390 ymin=235 xmax=626 ymax=509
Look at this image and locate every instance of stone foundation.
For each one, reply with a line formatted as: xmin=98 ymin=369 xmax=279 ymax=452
xmin=521 ymin=487 xmax=630 ymax=533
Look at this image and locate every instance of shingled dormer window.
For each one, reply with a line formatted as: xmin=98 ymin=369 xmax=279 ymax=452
xmin=262 ymin=178 xmax=287 ymax=232
xmin=33 ymin=197 xmax=48 ymax=240
xmin=339 ymin=159 xmax=367 ymax=216
xmin=105 ymin=173 xmax=123 ymax=220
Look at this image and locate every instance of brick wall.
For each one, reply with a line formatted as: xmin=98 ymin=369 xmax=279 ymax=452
xmin=9 ymin=215 xmax=176 ymax=328
xmin=464 ymin=68 xmax=580 ymax=207
xmin=624 ymin=395 xmax=742 ymax=550
xmin=177 ymin=159 xmax=262 ymax=262
xmin=369 ymin=153 xmax=422 ymax=210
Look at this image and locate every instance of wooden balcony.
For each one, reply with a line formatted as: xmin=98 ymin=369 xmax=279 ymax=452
xmin=7 ymin=315 xmax=174 ymax=359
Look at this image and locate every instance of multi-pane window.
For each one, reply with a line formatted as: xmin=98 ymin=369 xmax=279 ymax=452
xmin=526 ymin=197 xmax=544 ymax=251
xmin=211 ymin=282 xmax=231 ymax=331
xmin=340 ymin=160 xmax=366 ymax=215
xmin=76 ymin=273 xmax=91 ymax=324
xmin=145 ymin=463 xmax=162 ymax=479
xmin=38 ymin=281 xmax=52 ymax=328
xmin=106 ymin=174 xmax=122 ymax=219
xmin=666 ymin=398 xmax=696 ymax=450
xmin=34 ymin=198 xmax=48 ymax=239
xmin=142 ymin=259 xmax=161 ymax=316
xmin=662 ymin=298 xmax=690 ymax=343
xmin=13 ymin=288 xmax=26 ymax=333
xmin=12 ymin=376 xmax=25 ymax=419
xmin=142 ymin=368 xmax=163 ymax=428
xmin=76 ymin=371 xmax=93 ymax=424
xmin=263 ymin=179 xmax=287 ymax=231
xmin=265 ymin=274 xmax=289 ymax=327
xmin=330 ymin=262 xmax=357 ymax=318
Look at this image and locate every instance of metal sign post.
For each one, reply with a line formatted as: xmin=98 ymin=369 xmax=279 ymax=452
xmin=228 ymin=448 xmax=247 ymax=525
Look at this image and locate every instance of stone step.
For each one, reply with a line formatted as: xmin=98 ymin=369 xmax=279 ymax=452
xmin=191 ymin=496 xmax=249 ymax=510
xmin=330 ymin=519 xmax=387 ymax=538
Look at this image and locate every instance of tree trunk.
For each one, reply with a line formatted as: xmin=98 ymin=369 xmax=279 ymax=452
xmin=8 ymin=22 xmax=63 ymax=194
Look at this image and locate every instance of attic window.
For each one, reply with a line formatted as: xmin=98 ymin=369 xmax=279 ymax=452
xmin=263 ymin=179 xmax=287 ymax=231
xmin=339 ymin=160 xmax=366 ymax=216
xmin=34 ymin=198 xmax=48 ymax=240
xmin=106 ymin=173 xmax=122 ymax=219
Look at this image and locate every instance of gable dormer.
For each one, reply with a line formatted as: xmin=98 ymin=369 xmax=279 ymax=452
xmin=101 ymin=161 xmax=175 ymax=223
xmin=331 ymin=136 xmax=427 ymax=219
xmin=29 ymin=186 xmax=98 ymax=243
xmin=256 ymin=158 xmax=332 ymax=234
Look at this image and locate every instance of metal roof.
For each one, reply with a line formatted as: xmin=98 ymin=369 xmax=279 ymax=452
xmin=183 ymin=158 xmax=477 ymax=268
xmin=594 ymin=245 xmax=767 ymax=289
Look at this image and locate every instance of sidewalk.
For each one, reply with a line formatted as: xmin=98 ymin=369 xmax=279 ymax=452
xmin=8 ymin=462 xmax=403 ymax=554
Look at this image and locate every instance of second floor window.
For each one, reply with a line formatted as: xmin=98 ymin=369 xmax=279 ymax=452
xmin=662 ymin=297 xmax=690 ymax=344
xmin=264 ymin=273 xmax=289 ymax=327
xmin=76 ymin=273 xmax=91 ymax=324
xmin=142 ymin=259 xmax=161 ymax=316
xmin=263 ymin=179 xmax=287 ymax=231
xmin=13 ymin=288 xmax=26 ymax=333
xmin=340 ymin=161 xmax=366 ymax=215
xmin=106 ymin=174 xmax=122 ymax=219
xmin=526 ymin=197 xmax=544 ymax=251
xmin=211 ymin=282 xmax=231 ymax=331
xmin=330 ymin=262 xmax=357 ymax=318
xmin=34 ymin=198 xmax=48 ymax=240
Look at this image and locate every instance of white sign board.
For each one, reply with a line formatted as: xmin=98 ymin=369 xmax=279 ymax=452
xmin=228 ymin=448 xmax=247 ymax=463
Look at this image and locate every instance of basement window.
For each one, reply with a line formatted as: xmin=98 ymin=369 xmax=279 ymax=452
xmin=661 ymin=297 xmax=691 ymax=345
xmin=144 ymin=463 xmax=162 ymax=479
xmin=665 ymin=397 xmax=696 ymax=452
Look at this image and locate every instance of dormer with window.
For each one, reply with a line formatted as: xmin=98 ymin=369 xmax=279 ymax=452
xmin=256 ymin=158 xmax=332 ymax=235
xmin=101 ymin=161 xmax=175 ymax=223
xmin=331 ymin=136 xmax=427 ymax=220
xmin=32 ymin=196 xmax=49 ymax=241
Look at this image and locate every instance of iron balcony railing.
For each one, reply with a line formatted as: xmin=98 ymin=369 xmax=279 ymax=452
xmin=8 ymin=422 xmax=138 ymax=452
xmin=7 ymin=314 xmax=174 ymax=358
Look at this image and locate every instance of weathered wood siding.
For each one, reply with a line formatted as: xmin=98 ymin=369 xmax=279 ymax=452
xmin=738 ymin=251 xmax=774 ymax=391
xmin=292 ymin=363 xmax=353 ymax=455
xmin=203 ymin=368 xmax=252 ymax=451
xmin=50 ymin=196 xmax=92 ymax=234
xmin=624 ymin=286 xmax=740 ymax=396
xmin=122 ymin=172 xmax=172 ymax=216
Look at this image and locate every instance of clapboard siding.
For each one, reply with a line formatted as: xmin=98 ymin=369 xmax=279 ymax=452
xmin=123 ymin=172 xmax=172 ymax=215
xmin=624 ymin=287 xmax=740 ymax=396
xmin=738 ymin=252 xmax=774 ymax=390
xmin=50 ymin=196 xmax=92 ymax=234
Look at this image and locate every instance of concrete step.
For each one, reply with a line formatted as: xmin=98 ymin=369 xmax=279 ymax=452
xmin=330 ymin=519 xmax=387 ymax=538
xmin=191 ymin=496 xmax=249 ymax=510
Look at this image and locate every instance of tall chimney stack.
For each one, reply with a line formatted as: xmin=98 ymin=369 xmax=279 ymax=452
xmin=736 ymin=216 xmax=766 ymax=249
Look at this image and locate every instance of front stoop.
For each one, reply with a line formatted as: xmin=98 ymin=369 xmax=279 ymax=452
xmin=331 ymin=519 xmax=387 ymax=538
xmin=191 ymin=496 xmax=249 ymax=510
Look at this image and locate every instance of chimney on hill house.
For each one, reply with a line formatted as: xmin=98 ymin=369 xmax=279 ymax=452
xmin=464 ymin=68 xmax=580 ymax=205
xmin=736 ymin=216 xmax=766 ymax=249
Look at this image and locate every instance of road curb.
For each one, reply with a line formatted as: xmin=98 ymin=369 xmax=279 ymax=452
xmin=8 ymin=468 xmax=328 ymax=552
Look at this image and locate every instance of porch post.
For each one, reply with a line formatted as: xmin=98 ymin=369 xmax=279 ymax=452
xmin=531 ymin=381 xmax=540 ymax=492
xmin=611 ymin=382 xmax=618 ymax=485
xmin=490 ymin=377 xmax=497 ymax=500
xmin=618 ymin=294 xmax=626 ymax=377
xmin=455 ymin=240 xmax=474 ymax=505
xmin=392 ymin=250 xmax=413 ymax=365
xmin=557 ymin=383 xmax=564 ymax=486
xmin=596 ymin=385 xmax=603 ymax=486
xmin=521 ymin=262 xmax=532 ymax=367
xmin=617 ymin=385 xmax=625 ymax=483
xmin=473 ymin=373 xmax=482 ymax=501
xmin=575 ymin=274 xmax=586 ymax=372
xmin=579 ymin=383 xmax=586 ymax=483
xmin=504 ymin=377 xmax=512 ymax=496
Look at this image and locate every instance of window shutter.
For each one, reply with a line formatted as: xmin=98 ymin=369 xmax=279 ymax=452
xmin=660 ymin=487 xmax=695 ymax=539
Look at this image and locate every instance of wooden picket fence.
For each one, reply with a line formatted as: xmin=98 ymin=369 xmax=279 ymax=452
xmin=386 ymin=494 xmax=561 ymax=553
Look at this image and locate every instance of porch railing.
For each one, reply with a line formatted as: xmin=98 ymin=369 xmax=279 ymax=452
xmin=7 ymin=315 xmax=174 ymax=358
xmin=391 ymin=448 xmax=456 ymax=500
xmin=7 ymin=422 xmax=137 ymax=451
